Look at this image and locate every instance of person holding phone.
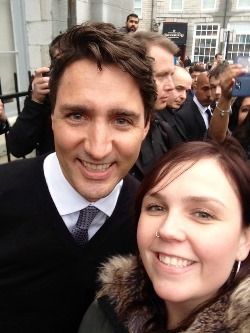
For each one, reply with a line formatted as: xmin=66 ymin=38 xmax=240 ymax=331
xmin=208 ymin=64 xmax=247 ymax=142
xmin=0 ymin=99 xmax=9 ymax=134
xmin=79 ymin=138 xmax=250 ymax=332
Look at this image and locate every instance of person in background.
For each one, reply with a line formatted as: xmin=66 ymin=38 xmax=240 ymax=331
xmin=119 ymin=13 xmax=139 ymax=33
xmin=183 ymin=55 xmax=191 ymax=69
xmin=233 ymin=103 xmax=250 ymax=159
xmin=130 ymin=31 xmax=184 ymax=180
xmin=0 ymin=99 xmax=9 ymax=134
xmin=79 ymin=138 xmax=250 ymax=332
xmin=189 ymin=63 xmax=206 ymax=92
xmin=175 ymin=71 xmax=212 ymax=140
xmin=6 ymin=33 xmax=64 ymax=157
xmin=229 ymin=96 xmax=250 ymax=132
xmin=0 ymin=22 xmax=156 ymax=333
xmin=211 ymin=52 xmax=224 ymax=70
xmin=159 ymin=66 xmax=192 ymax=123
xmin=208 ymin=64 xmax=247 ymax=143
xmin=208 ymin=62 xmax=229 ymax=110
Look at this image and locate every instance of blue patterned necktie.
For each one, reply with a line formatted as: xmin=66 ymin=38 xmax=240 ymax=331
xmin=205 ymin=109 xmax=212 ymax=124
xmin=71 ymin=206 xmax=99 ymax=246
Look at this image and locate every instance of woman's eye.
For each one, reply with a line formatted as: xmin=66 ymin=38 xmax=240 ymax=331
xmin=241 ymin=107 xmax=250 ymax=113
xmin=194 ymin=210 xmax=213 ymax=220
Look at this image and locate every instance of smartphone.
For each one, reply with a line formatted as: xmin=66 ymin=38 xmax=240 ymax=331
xmin=232 ymin=73 xmax=250 ymax=97
xmin=232 ymin=56 xmax=250 ymax=97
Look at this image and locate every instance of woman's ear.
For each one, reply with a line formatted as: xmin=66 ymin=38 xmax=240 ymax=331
xmin=236 ymin=227 xmax=250 ymax=261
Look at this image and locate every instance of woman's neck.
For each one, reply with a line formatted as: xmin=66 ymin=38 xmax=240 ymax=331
xmin=165 ymin=301 xmax=194 ymax=330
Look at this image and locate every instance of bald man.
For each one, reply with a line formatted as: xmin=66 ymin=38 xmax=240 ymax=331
xmin=175 ymin=71 xmax=213 ymax=140
xmin=159 ymin=66 xmax=192 ymax=124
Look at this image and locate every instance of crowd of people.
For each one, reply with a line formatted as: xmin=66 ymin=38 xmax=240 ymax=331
xmin=0 ymin=13 xmax=249 ymax=333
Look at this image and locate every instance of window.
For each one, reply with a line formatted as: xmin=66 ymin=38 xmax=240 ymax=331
xmin=192 ymin=24 xmax=219 ymax=63
xmin=237 ymin=0 xmax=250 ymax=9
xmin=134 ymin=0 xmax=142 ymax=18
xmin=201 ymin=0 xmax=216 ymax=10
xmin=227 ymin=33 xmax=250 ymax=62
xmin=170 ymin=0 xmax=183 ymax=11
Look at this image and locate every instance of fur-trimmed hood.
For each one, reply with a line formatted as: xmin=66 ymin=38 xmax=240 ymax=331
xmin=96 ymin=255 xmax=250 ymax=332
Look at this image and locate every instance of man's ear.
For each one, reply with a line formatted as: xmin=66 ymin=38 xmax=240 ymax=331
xmin=236 ymin=227 xmax=250 ymax=261
xmin=51 ymin=113 xmax=55 ymax=131
xmin=143 ymin=120 xmax=150 ymax=140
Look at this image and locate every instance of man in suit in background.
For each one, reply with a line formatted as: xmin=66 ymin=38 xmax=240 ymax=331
xmin=175 ymin=71 xmax=212 ymax=140
xmin=0 ymin=23 xmax=156 ymax=333
xmin=159 ymin=65 xmax=192 ymax=124
xmin=130 ymin=31 xmax=184 ymax=180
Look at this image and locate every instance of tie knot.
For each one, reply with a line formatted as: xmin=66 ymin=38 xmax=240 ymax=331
xmin=77 ymin=206 xmax=100 ymax=229
xmin=71 ymin=206 xmax=100 ymax=245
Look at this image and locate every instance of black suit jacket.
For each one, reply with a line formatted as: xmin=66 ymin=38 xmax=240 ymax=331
xmin=175 ymin=99 xmax=207 ymax=141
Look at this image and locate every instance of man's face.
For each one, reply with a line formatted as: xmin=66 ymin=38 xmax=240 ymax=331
xmin=126 ymin=16 xmax=139 ymax=32
xmin=216 ymin=55 xmax=223 ymax=63
xmin=166 ymin=69 xmax=192 ymax=110
xmin=191 ymin=71 xmax=202 ymax=90
xmin=52 ymin=59 xmax=149 ymax=202
xmin=148 ymin=45 xmax=175 ymax=111
xmin=195 ymin=73 xmax=212 ymax=107
xmin=209 ymin=76 xmax=221 ymax=102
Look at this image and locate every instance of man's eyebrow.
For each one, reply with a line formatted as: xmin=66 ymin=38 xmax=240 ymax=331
xmin=59 ymin=104 xmax=88 ymax=113
xmin=109 ymin=109 xmax=141 ymax=120
xmin=58 ymin=105 xmax=141 ymax=119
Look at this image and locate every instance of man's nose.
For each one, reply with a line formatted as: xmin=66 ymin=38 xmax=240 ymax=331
xmin=83 ymin=123 xmax=113 ymax=160
xmin=164 ymin=76 xmax=175 ymax=91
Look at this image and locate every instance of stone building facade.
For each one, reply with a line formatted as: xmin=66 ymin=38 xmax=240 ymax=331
xmin=0 ymin=0 xmax=133 ymax=97
xmin=138 ymin=0 xmax=250 ymax=63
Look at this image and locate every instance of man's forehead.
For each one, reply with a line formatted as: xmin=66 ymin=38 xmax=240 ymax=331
xmin=128 ymin=17 xmax=138 ymax=23
xmin=209 ymin=76 xmax=220 ymax=85
xmin=191 ymin=71 xmax=201 ymax=77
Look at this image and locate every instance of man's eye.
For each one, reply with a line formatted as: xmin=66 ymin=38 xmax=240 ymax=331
xmin=69 ymin=113 xmax=83 ymax=121
xmin=115 ymin=118 xmax=132 ymax=126
xmin=146 ymin=204 xmax=165 ymax=213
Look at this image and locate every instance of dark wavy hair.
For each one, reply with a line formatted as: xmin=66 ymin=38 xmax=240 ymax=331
xmin=49 ymin=22 xmax=157 ymax=125
xmin=233 ymin=106 xmax=250 ymax=157
xmin=229 ymin=96 xmax=247 ymax=132
xmin=135 ymin=138 xmax=250 ymax=331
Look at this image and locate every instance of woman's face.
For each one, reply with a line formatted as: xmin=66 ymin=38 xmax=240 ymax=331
xmin=137 ymin=158 xmax=250 ymax=317
xmin=238 ymin=97 xmax=250 ymax=125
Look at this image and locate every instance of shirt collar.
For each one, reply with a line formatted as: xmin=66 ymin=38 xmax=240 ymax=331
xmin=43 ymin=153 xmax=123 ymax=217
xmin=193 ymin=95 xmax=211 ymax=114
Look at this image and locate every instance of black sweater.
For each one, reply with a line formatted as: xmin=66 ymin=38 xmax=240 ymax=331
xmin=0 ymin=156 xmax=138 ymax=333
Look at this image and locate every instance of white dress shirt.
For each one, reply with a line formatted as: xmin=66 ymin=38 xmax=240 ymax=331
xmin=193 ymin=95 xmax=212 ymax=129
xmin=43 ymin=153 xmax=123 ymax=239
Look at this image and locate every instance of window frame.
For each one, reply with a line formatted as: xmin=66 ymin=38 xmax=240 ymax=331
xmin=169 ymin=0 xmax=183 ymax=12
xmin=134 ymin=0 xmax=143 ymax=19
xmin=201 ymin=0 xmax=216 ymax=11
xmin=236 ymin=0 xmax=250 ymax=10
xmin=192 ymin=23 xmax=220 ymax=63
